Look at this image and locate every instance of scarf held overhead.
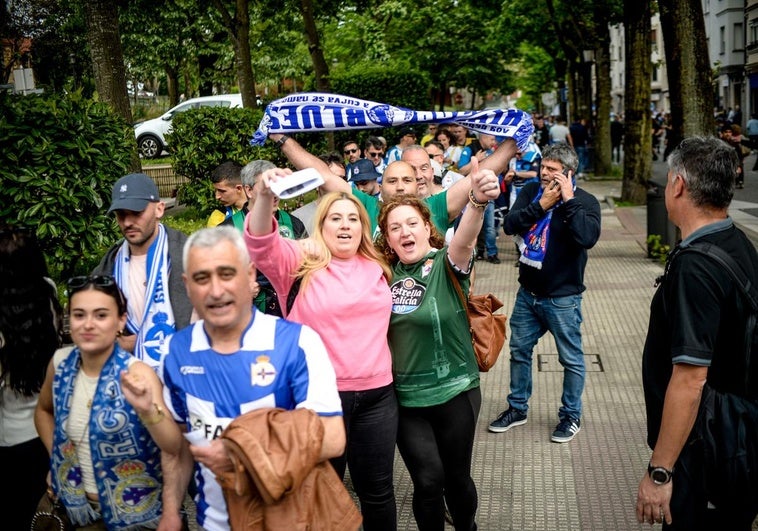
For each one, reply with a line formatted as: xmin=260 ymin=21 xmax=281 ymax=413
xmin=251 ymin=93 xmax=534 ymax=152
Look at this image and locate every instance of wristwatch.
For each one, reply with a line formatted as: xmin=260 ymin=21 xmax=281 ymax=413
xmin=273 ymin=135 xmax=290 ymax=149
xmin=648 ymin=463 xmax=674 ymax=485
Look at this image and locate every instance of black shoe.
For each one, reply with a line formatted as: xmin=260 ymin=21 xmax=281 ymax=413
xmin=486 ymin=255 xmax=501 ymax=264
xmin=488 ymin=408 xmax=527 ymax=433
xmin=475 ymin=253 xmax=484 ymax=261
xmin=551 ymin=418 xmax=581 ymax=443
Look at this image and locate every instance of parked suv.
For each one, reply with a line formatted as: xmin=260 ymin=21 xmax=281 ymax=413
xmin=134 ymin=94 xmax=243 ymax=158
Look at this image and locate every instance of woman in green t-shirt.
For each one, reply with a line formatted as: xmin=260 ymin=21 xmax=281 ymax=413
xmin=376 ymin=161 xmax=500 ymax=530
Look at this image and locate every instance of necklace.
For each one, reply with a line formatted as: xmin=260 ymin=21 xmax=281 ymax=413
xmin=78 ymin=374 xmax=98 ymax=409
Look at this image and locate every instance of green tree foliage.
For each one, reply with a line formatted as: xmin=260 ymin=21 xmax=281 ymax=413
xmin=168 ymin=106 xmax=292 ymax=215
xmin=0 ymin=91 xmax=133 ymax=280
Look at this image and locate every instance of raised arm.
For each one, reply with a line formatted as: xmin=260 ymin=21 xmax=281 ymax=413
xmin=445 ymin=138 xmax=516 ymax=222
xmin=248 ymin=167 xmax=288 ymax=237
xmin=269 ymin=133 xmax=351 ymax=194
xmin=121 ymin=361 xmax=183 ymax=454
xmin=448 ymin=158 xmax=500 ymax=270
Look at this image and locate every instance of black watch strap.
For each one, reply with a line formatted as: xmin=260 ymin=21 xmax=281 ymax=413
xmin=274 ymin=135 xmax=290 ymax=149
xmin=647 ymin=463 xmax=674 ymax=485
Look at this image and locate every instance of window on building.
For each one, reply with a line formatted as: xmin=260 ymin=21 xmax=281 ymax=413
xmin=734 ymin=23 xmax=743 ymax=50
xmin=720 ymin=26 xmax=726 ymax=54
xmin=652 ymin=67 xmax=658 ymax=83
xmin=751 ymin=21 xmax=758 ymax=47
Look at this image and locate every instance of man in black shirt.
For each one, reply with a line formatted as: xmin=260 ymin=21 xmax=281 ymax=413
xmin=636 ymin=136 xmax=758 ymax=529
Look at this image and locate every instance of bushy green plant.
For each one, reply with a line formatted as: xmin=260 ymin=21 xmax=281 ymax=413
xmin=0 ymin=91 xmax=134 ymax=281
xmin=646 ymin=234 xmax=670 ymax=263
xmin=169 ymin=106 xmax=290 ymax=215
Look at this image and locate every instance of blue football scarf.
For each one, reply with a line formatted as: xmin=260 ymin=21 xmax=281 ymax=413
xmin=51 ymin=346 xmax=162 ymax=529
xmin=251 ymin=93 xmax=534 ymax=151
xmin=515 ymin=179 xmax=576 ymax=269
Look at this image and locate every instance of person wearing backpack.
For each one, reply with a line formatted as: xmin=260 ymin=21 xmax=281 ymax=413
xmin=636 ymin=136 xmax=758 ymax=529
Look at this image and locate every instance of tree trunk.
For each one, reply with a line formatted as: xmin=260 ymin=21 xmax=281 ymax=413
xmin=211 ymin=0 xmax=258 ymax=108
xmin=593 ymin=30 xmax=613 ymax=176
xmin=300 ymin=0 xmax=330 ymax=92
xmin=83 ymin=0 xmax=139 ymax=171
xmin=621 ymin=0 xmax=652 ymax=204
xmin=166 ymin=65 xmax=179 ymax=107
xmin=659 ymin=0 xmax=714 ymax=148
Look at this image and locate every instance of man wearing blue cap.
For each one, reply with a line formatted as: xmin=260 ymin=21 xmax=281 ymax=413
xmin=349 ymin=159 xmax=381 ymax=198
xmin=93 ymin=173 xmax=193 ymax=369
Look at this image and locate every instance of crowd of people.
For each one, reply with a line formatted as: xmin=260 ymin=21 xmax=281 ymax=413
xmin=2 ymin=108 xmax=757 ymax=531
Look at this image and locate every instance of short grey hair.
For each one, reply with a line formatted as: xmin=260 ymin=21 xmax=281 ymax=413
xmin=182 ymin=226 xmax=250 ymax=271
xmin=541 ymin=143 xmax=579 ymax=174
xmin=667 ymin=136 xmax=736 ymax=209
xmin=240 ymin=160 xmax=276 ymax=188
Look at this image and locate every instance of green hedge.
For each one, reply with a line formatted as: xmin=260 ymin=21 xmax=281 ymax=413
xmin=0 ymin=91 xmax=134 ymax=280
xmin=169 ymin=106 xmax=308 ymax=216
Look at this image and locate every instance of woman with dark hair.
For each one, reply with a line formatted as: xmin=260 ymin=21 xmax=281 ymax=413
xmin=35 ymin=275 xmax=182 ymax=530
xmin=246 ymin=178 xmax=398 ymax=531
xmin=434 ymin=128 xmax=460 ymax=170
xmin=0 ymin=227 xmax=63 ymax=530
xmin=375 ymin=160 xmax=500 ymax=531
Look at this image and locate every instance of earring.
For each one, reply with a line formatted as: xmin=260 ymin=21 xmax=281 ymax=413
xmin=116 ymin=330 xmax=123 ymax=338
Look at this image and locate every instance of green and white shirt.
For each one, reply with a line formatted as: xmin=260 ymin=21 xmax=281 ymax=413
xmin=388 ymin=248 xmax=479 ymax=407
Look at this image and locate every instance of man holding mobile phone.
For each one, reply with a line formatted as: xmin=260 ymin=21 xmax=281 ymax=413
xmin=489 ymin=143 xmax=601 ymax=443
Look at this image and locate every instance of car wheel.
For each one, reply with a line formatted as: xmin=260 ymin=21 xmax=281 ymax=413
xmin=138 ymin=135 xmax=162 ymax=159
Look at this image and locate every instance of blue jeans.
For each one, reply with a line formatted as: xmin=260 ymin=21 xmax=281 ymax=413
xmin=575 ymin=145 xmax=588 ymax=174
xmin=507 ymin=288 xmax=585 ymax=420
xmin=330 ymin=383 xmax=398 ymax=531
xmin=476 ymin=201 xmax=498 ymax=257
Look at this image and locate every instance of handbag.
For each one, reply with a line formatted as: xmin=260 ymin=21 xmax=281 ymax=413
xmin=445 ymin=260 xmax=507 ymax=372
xmin=30 ymin=488 xmax=74 ymax=531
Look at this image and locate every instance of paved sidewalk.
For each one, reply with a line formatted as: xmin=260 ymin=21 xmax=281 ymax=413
xmin=392 ymin=179 xmax=757 ymax=530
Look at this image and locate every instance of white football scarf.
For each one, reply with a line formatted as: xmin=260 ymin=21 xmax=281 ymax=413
xmin=114 ymin=223 xmax=175 ymax=369
xmin=251 ymin=93 xmax=534 ymax=151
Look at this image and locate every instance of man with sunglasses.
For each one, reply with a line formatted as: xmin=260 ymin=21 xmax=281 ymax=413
xmin=93 ymin=173 xmax=193 ymax=370
xmin=364 ymin=136 xmax=387 ymax=175
xmin=343 ymin=140 xmax=362 ymax=181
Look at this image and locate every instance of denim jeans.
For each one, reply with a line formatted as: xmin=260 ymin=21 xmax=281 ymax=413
xmin=476 ymin=201 xmax=498 ymax=257
xmin=507 ymin=288 xmax=585 ymax=420
xmin=330 ymin=383 xmax=398 ymax=531
xmin=396 ymin=387 xmax=481 ymax=531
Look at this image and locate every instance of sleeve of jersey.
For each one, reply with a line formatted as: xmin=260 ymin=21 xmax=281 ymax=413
xmin=667 ymin=256 xmax=730 ymax=367
xmin=160 ymin=335 xmax=189 ymax=426
xmin=291 ymin=325 xmax=343 ymax=417
xmin=458 ymin=146 xmax=473 ymax=168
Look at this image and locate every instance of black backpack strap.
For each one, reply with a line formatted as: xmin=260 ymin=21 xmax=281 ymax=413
xmin=678 ymin=241 xmax=757 ymax=391
xmin=285 ymin=276 xmax=303 ymax=316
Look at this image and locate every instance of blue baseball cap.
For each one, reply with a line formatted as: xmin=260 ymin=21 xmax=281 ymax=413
xmin=108 ymin=173 xmax=160 ymax=213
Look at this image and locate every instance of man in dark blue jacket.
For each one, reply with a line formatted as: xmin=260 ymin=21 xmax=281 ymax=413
xmin=488 ymin=143 xmax=601 ymax=443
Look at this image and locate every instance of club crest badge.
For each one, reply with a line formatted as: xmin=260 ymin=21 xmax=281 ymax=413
xmin=250 ymin=355 xmax=276 ymax=387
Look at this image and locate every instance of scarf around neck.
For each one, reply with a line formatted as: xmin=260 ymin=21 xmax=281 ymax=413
xmin=114 ymin=223 xmax=175 ymax=369
xmin=51 ymin=345 xmax=162 ymax=529
xmin=515 ymin=179 xmax=575 ymax=269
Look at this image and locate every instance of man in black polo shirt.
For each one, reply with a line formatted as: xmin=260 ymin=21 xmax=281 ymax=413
xmin=635 ymin=136 xmax=758 ymax=529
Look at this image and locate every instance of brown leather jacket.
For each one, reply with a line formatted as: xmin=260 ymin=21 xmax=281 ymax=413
xmin=217 ymin=408 xmax=361 ymax=530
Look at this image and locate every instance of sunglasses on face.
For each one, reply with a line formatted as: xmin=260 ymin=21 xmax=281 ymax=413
xmin=344 ymin=148 xmax=358 ymax=154
xmin=367 ymin=152 xmax=383 ymax=158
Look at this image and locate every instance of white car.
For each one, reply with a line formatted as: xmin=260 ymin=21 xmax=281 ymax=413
xmin=134 ymin=94 xmax=243 ymax=158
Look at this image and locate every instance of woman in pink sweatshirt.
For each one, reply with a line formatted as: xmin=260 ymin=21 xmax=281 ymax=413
xmin=245 ymin=171 xmax=397 ymax=531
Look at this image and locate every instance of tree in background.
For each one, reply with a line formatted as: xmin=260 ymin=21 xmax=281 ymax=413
xmin=658 ymin=0 xmax=714 ymax=149
xmin=620 ymin=0 xmax=652 ymax=204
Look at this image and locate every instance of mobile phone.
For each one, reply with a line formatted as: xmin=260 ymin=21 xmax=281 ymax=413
xmin=562 ymin=168 xmax=571 ymax=177
xmin=550 ymin=180 xmax=560 ymax=190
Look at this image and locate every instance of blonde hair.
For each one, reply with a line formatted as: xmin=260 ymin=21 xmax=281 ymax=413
xmin=296 ymin=192 xmax=392 ymax=290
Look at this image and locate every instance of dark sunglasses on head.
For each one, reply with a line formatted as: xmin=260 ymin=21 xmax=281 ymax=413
xmin=67 ymin=275 xmax=127 ymax=311
xmin=67 ymin=275 xmax=117 ymax=291
xmin=344 ymin=148 xmax=358 ymax=154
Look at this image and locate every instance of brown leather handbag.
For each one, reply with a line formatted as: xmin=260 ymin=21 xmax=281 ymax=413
xmin=446 ymin=262 xmax=507 ymax=372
